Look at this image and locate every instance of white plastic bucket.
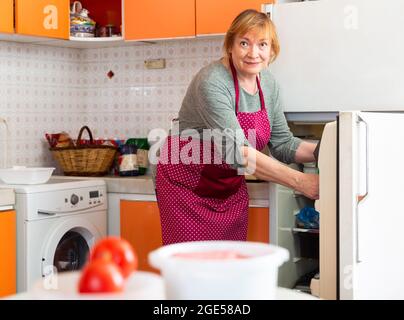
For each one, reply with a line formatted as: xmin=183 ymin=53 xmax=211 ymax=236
xmin=149 ymin=241 xmax=289 ymax=300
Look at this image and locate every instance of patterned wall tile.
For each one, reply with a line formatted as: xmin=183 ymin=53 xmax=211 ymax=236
xmin=0 ymin=36 xmax=224 ymax=167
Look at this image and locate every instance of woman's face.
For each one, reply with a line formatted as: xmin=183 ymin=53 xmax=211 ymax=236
xmin=230 ymin=30 xmax=271 ymax=78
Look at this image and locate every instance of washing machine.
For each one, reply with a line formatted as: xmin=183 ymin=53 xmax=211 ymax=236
xmin=1 ymin=178 xmax=107 ymax=292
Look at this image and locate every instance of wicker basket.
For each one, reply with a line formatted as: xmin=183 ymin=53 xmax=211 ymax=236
xmin=50 ymin=126 xmax=117 ymax=176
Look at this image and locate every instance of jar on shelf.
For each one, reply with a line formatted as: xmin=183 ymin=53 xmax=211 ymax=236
xmin=70 ymin=1 xmax=96 ymax=38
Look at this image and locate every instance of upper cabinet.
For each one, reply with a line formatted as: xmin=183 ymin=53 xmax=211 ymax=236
xmin=124 ymin=0 xmax=274 ymax=41
xmin=124 ymin=0 xmax=195 ymax=41
xmin=15 ymin=0 xmax=70 ymax=39
xmin=196 ymin=0 xmax=274 ymax=36
xmin=0 ymin=0 xmax=14 ymax=34
xmin=3 ymin=0 xmax=275 ymax=45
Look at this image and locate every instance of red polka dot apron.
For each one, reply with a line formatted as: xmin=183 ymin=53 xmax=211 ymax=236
xmin=156 ymin=60 xmax=271 ymax=245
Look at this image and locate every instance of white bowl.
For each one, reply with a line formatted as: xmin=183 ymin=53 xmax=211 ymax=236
xmin=149 ymin=241 xmax=289 ymax=300
xmin=0 ymin=166 xmax=55 ymax=185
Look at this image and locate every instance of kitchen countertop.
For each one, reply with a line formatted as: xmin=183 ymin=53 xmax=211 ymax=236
xmin=53 ymin=175 xmax=156 ymax=194
xmin=5 ymin=287 xmax=318 ymax=300
xmin=0 ymin=188 xmax=15 ymax=209
xmin=52 ymin=175 xmax=269 ymax=201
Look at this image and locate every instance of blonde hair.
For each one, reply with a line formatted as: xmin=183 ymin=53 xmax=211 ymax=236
xmin=223 ymin=9 xmax=280 ymax=64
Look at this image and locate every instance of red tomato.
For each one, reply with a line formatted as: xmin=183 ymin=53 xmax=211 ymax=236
xmin=78 ymin=260 xmax=124 ymax=293
xmin=90 ymin=237 xmax=138 ymax=278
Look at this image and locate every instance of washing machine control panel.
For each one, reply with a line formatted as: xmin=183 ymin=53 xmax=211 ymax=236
xmin=62 ymin=188 xmax=106 ymax=210
xmin=43 ymin=187 xmax=107 ymax=213
xmin=70 ymin=194 xmax=79 ymax=205
xmin=17 ymin=181 xmax=108 ymax=220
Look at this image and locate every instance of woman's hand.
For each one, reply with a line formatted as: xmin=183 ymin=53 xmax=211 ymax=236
xmin=296 ymin=173 xmax=319 ymax=200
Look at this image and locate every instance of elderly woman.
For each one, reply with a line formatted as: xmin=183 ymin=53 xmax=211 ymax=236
xmin=155 ymin=9 xmax=319 ymax=245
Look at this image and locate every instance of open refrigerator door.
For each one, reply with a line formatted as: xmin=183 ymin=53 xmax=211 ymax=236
xmin=317 ymin=121 xmax=337 ymax=300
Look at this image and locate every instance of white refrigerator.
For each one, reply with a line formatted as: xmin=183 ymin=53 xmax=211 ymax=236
xmin=317 ymin=112 xmax=404 ymax=300
xmin=270 ymin=0 xmax=404 ymax=112
xmin=267 ymin=0 xmax=404 ymax=299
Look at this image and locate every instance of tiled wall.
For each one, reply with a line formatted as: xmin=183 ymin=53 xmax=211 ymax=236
xmin=0 ymin=43 xmax=84 ymax=168
xmin=0 ymin=37 xmax=223 ymax=168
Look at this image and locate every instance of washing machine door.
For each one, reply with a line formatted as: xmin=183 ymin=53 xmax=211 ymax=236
xmin=41 ymin=216 xmax=104 ymax=278
xmin=53 ymin=230 xmax=89 ymax=272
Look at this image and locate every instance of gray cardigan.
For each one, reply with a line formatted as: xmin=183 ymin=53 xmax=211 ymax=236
xmin=177 ymin=59 xmax=302 ymax=166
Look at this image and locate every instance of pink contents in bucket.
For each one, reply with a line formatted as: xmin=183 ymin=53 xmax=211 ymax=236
xmin=173 ymin=250 xmax=250 ymax=260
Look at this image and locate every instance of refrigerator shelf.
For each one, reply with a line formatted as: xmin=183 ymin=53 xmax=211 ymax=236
xmin=292 ymin=257 xmax=319 ymax=263
xmin=279 ymin=227 xmax=319 ymax=234
xmin=293 ymin=191 xmax=305 ymax=197
xmin=292 ymin=228 xmax=319 ymax=234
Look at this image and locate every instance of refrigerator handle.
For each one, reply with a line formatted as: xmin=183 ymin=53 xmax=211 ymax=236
xmin=356 ymin=115 xmax=369 ymax=263
xmin=356 ymin=116 xmax=369 ymax=204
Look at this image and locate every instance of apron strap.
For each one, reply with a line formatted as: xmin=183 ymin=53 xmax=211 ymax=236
xmin=229 ymin=58 xmax=266 ymax=114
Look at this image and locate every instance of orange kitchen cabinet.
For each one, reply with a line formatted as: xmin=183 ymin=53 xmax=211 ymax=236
xmin=124 ymin=0 xmax=195 ymax=41
xmin=0 ymin=210 xmax=16 ymax=297
xmin=15 ymin=0 xmax=69 ymax=39
xmin=0 ymin=0 xmax=14 ymax=34
xmin=120 ymin=200 xmax=162 ymax=273
xmin=120 ymin=201 xmax=268 ymax=273
xmin=247 ymin=207 xmax=269 ymax=243
xmin=196 ymin=0 xmax=275 ymax=35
